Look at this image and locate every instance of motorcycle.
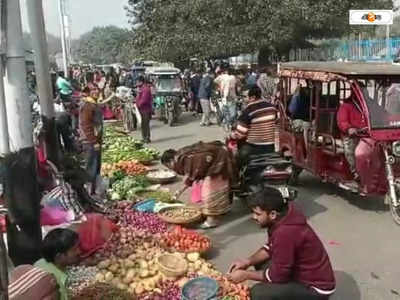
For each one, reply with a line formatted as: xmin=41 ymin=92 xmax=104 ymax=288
xmin=227 ymin=137 xmax=297 ymax=201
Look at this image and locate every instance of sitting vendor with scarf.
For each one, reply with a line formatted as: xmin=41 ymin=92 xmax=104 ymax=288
xmin=161 ymin=141 xmax=238 ymax=229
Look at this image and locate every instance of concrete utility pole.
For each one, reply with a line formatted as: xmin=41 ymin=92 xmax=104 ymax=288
xmin=4 ymin=0 xmax=41 ymax=266
xmin=0 ymin=0 xmax=8 ymax=156
xmin=58 ymin=0 xmax=69 ymax=77
xmin=26 ymin=0 xmax=60 ymax=165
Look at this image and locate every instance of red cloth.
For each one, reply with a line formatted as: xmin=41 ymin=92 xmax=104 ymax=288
xmin=337 ymin=100 xmax=367 ymax=134
xmin=136 ymin=84 xmax=153 ymax=114
xmin=263 ymin=203 xmax=336 ymax=293
xmin=77 ymin=214 xmax=118 ymax=258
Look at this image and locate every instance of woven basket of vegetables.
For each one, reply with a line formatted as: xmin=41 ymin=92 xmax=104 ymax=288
xmin=158 ymin=206 xmax=202 ymax=225
xmin=157 ymin=253 xmax=188 ymax=277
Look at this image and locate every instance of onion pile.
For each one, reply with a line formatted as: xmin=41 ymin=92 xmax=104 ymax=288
xmin=119 ymin=210 xmax=167 ymax=235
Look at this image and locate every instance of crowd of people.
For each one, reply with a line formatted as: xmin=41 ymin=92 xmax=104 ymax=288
xmin=21 ymin=63 xmax=341 ymax=300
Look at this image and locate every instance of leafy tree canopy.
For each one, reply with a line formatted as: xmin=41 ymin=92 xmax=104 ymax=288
xmin=126 ymin=0 xmax=392 ymax=63
xmin=74 ymin=26 xmax=134 ymax=65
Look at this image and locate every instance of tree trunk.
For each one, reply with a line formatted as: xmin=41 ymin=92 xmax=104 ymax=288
xmin=258 ymin=46 xmax=271 ymax=67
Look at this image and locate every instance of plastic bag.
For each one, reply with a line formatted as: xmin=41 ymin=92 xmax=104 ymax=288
xmin=41 ymin=182 xmax=84 ymax=221
xmin=191 ymin=181 xmax=203 ymax=204
xmin=134 ymin=104 xmax=142 ymax=126
xmin=77 ymin=214 xmax=118 ymax=258
xmin=40 ymin=207 xmax=74 ymax=226
xmin=95 ymin=175 xmax=109 ymax=199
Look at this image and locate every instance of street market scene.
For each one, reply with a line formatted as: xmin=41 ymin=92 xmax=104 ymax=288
xmin=1 ymin=0 xmax=400 ymax=300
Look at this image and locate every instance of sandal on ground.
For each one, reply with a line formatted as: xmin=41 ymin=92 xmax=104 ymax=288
xmin=199 ymin=220 xmax=219 ymax=229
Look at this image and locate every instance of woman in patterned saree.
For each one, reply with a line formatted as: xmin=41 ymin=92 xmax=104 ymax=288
xmin=161 ymin=141 xmax=238 ymax=229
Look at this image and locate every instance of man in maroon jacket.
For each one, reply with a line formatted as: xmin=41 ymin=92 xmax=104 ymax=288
xmin=136 ymin=76 xmax=153 ymax=143
xmin=227 ymin=187 xmax=335 ymax=299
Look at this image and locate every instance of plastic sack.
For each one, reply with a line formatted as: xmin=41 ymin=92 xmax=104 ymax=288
xmin=134 ymin=104 xmax=142 ymax=126
xmin=133 ymin=199 xmax=156 ymax=212
xmin=191 ymin=181 xmax=203 ymax=204
xmin=41 ymin=182 xmax=84 ymax=221
xmin=40 ymin=207 xmax=74 ymax=226
xmin=77 ymin=214 xmax=118 ymax=258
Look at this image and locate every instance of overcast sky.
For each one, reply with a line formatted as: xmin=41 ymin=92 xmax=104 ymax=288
xmin=21 ymin=0 xmax=130 ymax=38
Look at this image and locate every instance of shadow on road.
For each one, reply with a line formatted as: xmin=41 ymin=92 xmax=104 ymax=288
xmin=295 ymin=172 xmax=388 ymax=215
xmin=331 ymin=271 xmax=361 ymax=300
xmin=152 ymin=134 xmax=195 ymax=144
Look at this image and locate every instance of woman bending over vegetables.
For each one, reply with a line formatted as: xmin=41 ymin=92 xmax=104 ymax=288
xmin=161 ymin=141 xmax=238 ymax=229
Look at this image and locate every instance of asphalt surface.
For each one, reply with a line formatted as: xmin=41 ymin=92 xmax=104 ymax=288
xmin=131 ymin=112 xmax=400 ymax=300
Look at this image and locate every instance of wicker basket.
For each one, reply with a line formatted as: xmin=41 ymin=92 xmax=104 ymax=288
xmin=157 ymin=253 xmax=188 ymax=277
xmin=182 ymin=277 xmax=219 ymax=300
xmin=158 ymin=206 xmax=203 ymax=225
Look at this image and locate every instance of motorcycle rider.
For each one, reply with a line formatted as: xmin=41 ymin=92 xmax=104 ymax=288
xmin=337 ymin=93 xmax=367 ymax=181
xmin=230 ymin=86 xmax=278 ymax=167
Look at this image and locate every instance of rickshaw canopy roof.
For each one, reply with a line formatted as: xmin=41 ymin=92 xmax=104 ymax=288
xmin=280 ymin=62 xmax=400 ymax=77
xmin=146 ymin=67 xmax=181 ymax=75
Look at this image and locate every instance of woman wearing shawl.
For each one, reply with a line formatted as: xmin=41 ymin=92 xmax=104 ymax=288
xmin=161 ymin=141 xmax=238 ymax=228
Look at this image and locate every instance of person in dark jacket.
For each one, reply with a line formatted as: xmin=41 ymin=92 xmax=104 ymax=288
xmin=136 ymin=76 xmax=153 ymax=143
xmin=198 ymin=70 xmax=213 ymax=126
xmin=79 ymin=86 xmax=103 ymax=195
xmin=227 ymin=187 xmax=335 ymax=300
xmin=190 ymin=71 xmax=202 ymax=115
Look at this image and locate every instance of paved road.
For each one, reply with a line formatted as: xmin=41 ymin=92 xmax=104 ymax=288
xmin=132 ymin=112 xmax=400 ymax=300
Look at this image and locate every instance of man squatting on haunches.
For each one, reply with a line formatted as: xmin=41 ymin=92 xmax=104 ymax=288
xmin=227 ymin=187 xmax=336 ymax=300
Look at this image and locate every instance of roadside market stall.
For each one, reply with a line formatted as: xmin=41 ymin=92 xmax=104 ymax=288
xmin=64 ymin=123 xmax=251 ymax=300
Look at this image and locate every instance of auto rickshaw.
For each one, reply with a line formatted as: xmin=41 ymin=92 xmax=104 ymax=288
xmin=276 ymin=61 xmax=400 ymax=224
xmin=146 ymin=67 xmax=183 ymax=126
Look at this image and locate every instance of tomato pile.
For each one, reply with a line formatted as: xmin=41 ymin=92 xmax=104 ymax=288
xmin=162 ymin=226 xmax=211 ymax=253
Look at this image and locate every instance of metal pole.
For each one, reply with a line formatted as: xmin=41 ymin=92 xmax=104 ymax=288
xmin=58 ymin=0 xmax=68 ymax=77
xmin=386 ymin=25 xmax=391 ymax=61
xmin=358 ymin=32 xmax=362 ymax=60
xmin=26 ymin=0 xmax=60 ymax=165
xmin=4 ymin=0 xmax=32 ymax=151
xmin=0 ymin=60 xmax=9 ymax=156
xmin=0 ymin=0 xmax=8 ymax=156
xmin=26 ymin=0 xmax=55 ymax=118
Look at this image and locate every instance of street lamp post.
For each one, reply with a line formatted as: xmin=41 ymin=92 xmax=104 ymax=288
xmin=58 ymin=0 xmax=68 ymax=77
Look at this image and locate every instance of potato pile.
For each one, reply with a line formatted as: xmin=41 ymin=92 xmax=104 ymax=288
xmin=94 ymin=244 xmax=167 ymax=296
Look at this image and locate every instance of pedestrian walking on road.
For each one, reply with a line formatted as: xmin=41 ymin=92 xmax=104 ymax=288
xmin=136 ymin=76 xmax=153 ymax=143
xmin=198 ymin=70 xmax=213 ymax=126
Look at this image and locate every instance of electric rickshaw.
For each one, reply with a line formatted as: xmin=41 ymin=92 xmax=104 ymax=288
xmin=276 ymin=62 xmax=400 ymax=224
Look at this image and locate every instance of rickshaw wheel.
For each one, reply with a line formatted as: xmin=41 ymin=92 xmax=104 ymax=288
xmin=388 ymin=193 xmax=400 ymax=225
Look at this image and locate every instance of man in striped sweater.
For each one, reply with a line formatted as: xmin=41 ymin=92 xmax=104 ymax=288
xmin=230 ymin=86 xmax=278 ymax=166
